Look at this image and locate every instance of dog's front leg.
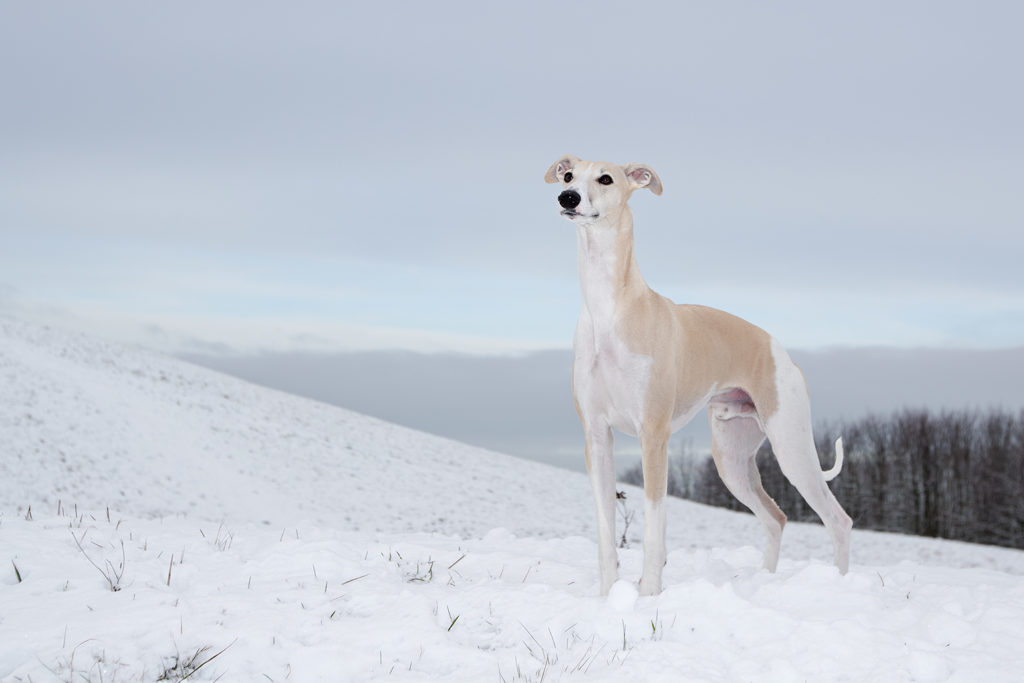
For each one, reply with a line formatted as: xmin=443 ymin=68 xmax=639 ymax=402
xmin=585 ymin=423 xmax=618 ymax=595
xmin=638 ymin=428 xmax=669 ymax=596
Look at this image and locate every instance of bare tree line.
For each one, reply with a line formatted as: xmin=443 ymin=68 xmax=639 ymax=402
xmin=622 ymin=408 xmax=1024 ymax=550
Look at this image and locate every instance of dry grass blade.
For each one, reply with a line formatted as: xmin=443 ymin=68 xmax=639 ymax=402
xmin=180 ymin=638 xmax=237 ymax=681
xmin=341 ymin=573 xmax=368 ymax=586
xmin=159 ymin=638 xmax=238 ymax=682
xmin=70 ymin=530 xmax=125 ymax=592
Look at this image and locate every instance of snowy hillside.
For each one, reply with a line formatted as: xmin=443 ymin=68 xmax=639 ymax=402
xmin=2 ymin=317 xmax=1024 ymax=681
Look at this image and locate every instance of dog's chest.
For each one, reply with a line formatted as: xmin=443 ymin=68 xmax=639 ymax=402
xmin=574 ymin=319 xmax=652 ymax=435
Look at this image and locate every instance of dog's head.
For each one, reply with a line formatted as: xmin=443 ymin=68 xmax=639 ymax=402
xmin=544 ymin=155 xmax=662 ymax=225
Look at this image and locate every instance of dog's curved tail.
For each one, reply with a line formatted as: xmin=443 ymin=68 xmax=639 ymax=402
xmin=822 ymin=437 xmax=844 ymax=482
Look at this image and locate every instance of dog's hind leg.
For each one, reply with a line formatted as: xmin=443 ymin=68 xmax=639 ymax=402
xmin=763 ymin=357 xmax=852 ymax=573
xmin=710 ymin=410 xmax=787 ymax=572
xmin=766 ymin=417 xmax=852 ymax=573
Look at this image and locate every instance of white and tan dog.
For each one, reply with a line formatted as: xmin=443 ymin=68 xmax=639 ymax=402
xmin=546 ymin=155 xmax=852 ymax=596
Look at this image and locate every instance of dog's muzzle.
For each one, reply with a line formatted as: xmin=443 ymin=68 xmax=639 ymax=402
xmin=558 ymin=190 xmax=581 ymax=210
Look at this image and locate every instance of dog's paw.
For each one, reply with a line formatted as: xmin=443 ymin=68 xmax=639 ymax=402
xmin=637 ymin=576 xmax=662 ymax=597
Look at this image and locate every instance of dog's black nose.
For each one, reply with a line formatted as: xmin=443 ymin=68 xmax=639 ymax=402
xmin=558 ymin=190 xmax=581 ymax=209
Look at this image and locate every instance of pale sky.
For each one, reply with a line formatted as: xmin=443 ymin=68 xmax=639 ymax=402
xmin=2 ymin=1 xmax=1023 ymax=355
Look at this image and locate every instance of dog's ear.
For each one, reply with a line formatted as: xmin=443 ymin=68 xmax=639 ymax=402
xmin=623 ymin=163 xmax=663 ymax=196
xmin=545 ymin=155 xmax=578 ymax=184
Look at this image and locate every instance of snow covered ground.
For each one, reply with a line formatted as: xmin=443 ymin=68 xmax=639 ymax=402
xmin=2 ymin=317 xmax=1024 ymax=681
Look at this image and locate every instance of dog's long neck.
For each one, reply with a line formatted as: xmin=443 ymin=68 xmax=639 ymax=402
xmin=576 ymin=206 xmax=649 ymax=322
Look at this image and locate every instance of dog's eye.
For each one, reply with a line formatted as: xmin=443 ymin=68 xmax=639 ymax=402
xmin=564 ymin=172 xmax=573 ymax=183
xmin=597 ymin=174 xmax=613 ymax=185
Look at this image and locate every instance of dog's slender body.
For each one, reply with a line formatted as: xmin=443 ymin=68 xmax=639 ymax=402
xmin=546 ymin=155 xmax=852 ymax=596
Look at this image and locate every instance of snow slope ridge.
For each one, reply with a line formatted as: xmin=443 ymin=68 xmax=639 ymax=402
xmin=0 ymin=316 xmax=598 ymax=538
xmin=3 ymin=317 xmax=1024 ymax=681
xmin=2 ymin=316 xmax=1022 ymax=571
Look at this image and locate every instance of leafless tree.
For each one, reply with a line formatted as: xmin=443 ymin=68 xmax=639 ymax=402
xmin=620 ymin=408 xmax=1024 ymax=550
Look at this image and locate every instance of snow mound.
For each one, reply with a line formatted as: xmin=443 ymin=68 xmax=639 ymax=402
xmin=4 ymin=513 xmax=1024 ymax=682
